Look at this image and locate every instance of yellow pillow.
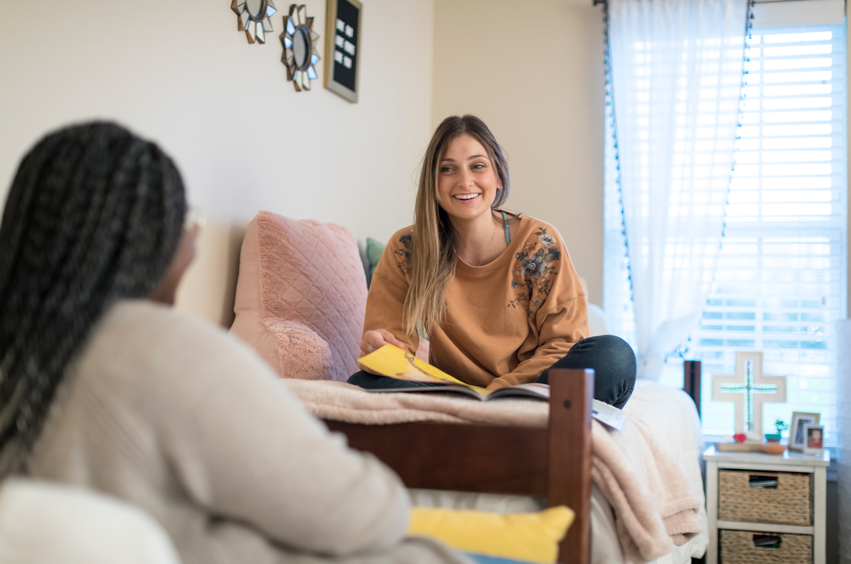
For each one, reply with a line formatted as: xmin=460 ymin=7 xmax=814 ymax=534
xmin=407 ymin=506 xmax=574 ymax=564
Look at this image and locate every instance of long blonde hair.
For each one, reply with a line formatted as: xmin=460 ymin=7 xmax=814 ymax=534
xmin=403 ymin=115 xmax=510 ymax=336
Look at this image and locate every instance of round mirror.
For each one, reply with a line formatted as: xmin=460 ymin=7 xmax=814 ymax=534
xmin=279 ymin=4 xmax=320 ymax=92
xmin=232 ymin=0 xmax=276 ymax=44
xmin=246 ymin=0 xmax=264 ymax=19
xmin=293 ymin=27 xmax=311 ymax=69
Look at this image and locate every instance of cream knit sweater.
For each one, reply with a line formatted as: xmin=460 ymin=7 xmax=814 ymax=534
xmin=28 ymin=300 xmax=470 ymax=564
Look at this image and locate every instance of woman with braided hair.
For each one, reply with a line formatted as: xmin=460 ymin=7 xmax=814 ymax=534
xmin=0 ymin=122 xmax=471 ymax=564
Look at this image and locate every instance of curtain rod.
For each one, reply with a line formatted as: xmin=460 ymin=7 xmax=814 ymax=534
xmin=594 ymin=0 xmax=818 ymax=5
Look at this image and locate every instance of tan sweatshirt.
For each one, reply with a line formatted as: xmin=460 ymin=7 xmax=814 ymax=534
xmin=365 ymin=214 xmax=590 ymax=390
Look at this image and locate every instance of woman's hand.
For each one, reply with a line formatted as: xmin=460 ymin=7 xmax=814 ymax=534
xmin=359 ymin=329 xmax=405 ymax=358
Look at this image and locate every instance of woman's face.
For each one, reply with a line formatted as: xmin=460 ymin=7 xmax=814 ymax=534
xmin=436 ymin=134 xmax=500 ymax=225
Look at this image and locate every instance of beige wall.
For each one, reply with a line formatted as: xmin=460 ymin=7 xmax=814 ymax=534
xmin=0 ymin=0 xmax=607 ymax=319
xmin=432 ymin=0 xmax=606 ymax=304
xmin=0 ymin=0 xmax=434 ymax=326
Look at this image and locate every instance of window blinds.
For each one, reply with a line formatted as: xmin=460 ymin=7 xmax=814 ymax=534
xmin=604 ymin=24 xmax=847 ymax=443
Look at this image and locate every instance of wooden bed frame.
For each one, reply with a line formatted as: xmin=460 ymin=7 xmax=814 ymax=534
xmin=324 ymin=361 xmax=703 ymax=564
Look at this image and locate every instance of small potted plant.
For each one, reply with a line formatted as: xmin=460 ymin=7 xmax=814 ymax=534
xmin=765 ymin=419 xmax=787 ymax=443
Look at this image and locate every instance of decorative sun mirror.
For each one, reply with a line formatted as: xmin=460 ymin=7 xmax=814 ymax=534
xmin=280 ymin=4 xmax=321 ymax=92
xmin=231 ymin=0 xmax=277 ymax=44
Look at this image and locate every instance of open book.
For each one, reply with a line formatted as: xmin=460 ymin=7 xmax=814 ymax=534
xmin=357 ymin=344 xmax=626 ymax=431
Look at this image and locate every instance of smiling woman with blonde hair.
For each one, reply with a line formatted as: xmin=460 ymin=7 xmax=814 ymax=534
xmin=350 ymin=115 xmax=636 ymax=408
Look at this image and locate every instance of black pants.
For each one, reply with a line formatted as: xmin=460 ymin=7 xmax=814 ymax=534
xmin=348 ymin=335 xmax=637 ymax=409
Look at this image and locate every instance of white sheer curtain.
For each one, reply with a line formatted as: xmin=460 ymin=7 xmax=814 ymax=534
xmin=838 ymin=320 xmax=851 ymax=563
xmin=607 ymin=0 xmax=750 ymax=379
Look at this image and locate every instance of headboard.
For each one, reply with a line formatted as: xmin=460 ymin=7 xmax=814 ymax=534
xmin=174 ymin=220 xmax=245 ymax=328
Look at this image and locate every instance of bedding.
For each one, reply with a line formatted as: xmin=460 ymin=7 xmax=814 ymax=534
xmin=408 ymin=380 xmax=707 ymax=564
xmin=287 ymin=378 xmax=704 ymax=564
xmin=622 ymin=380 xmax=707 ymax=564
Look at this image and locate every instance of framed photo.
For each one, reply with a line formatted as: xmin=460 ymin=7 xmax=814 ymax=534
xmin=789 ymin=411 xmax=820 ymax=452
xmin=803 ymin=424 xmax=825 ymax=455
xmin=324 ymin=0 xmax=362 ymax=103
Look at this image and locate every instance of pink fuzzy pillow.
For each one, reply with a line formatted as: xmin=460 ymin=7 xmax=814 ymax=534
xmin=230 ymin=211 xmax=367 ymax=382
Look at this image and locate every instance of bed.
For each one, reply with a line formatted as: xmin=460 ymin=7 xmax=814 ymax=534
xmin=313 ymin=362 xmax=707 ymax=564
xmin=215 ymin=213 xmax=708 ymax=564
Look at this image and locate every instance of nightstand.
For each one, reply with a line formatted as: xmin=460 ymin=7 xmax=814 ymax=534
xmin=704 ymin=445 xmax=830 ymax=564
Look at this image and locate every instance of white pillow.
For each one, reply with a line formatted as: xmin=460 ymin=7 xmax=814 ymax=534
xmin=576 ymin=277 xmax=609 ymax=337
xmin=0 ymin=479 xmax=179 ymax=564
xmin=587 ymin=303 xmax=609 ymax=337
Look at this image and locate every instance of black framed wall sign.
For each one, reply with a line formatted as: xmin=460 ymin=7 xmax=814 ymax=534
xmin=323 ymin=0 xmax=362 ymax=103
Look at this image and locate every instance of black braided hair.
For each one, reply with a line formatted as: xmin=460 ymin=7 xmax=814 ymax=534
xmin=0 ymin=122 xmax=186 ymax=473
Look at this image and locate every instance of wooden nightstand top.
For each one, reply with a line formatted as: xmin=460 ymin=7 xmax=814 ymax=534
xmin=703 ymin=445 xmax=830 ymax=467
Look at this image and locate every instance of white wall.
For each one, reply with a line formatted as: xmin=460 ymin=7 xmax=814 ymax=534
xmin=0 ymin=0 xmax=434 ymax=325
xmin=432 ymin=0 xmax=606 ymax=304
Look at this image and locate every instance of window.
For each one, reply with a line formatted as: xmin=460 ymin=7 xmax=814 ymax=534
xmin=604 ymin=23 xmax=847 ymax=445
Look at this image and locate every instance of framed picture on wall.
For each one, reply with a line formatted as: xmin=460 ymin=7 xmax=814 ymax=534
xmin=324 ymin=0 xmax=362 ymax=103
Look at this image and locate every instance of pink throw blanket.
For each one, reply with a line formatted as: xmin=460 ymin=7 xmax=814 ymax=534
xmin=286 ymin=380 xmax=700 ymax=564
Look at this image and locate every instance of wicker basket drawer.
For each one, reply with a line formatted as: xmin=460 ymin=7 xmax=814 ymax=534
xmin=720 ymin=530 xmax=812 ymax=564
xmin=718 ymin=470 xmax=811 ymax=525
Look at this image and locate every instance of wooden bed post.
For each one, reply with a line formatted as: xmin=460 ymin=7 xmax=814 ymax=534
xmin=323 ymin=367 xmax=597 ymax=564
xmin=547 ymin=368 xmax=594 ymax=564
xmin=683 ymin=360 xmax=701 ymax=418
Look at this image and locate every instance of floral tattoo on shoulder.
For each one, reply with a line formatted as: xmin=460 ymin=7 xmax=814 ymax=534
xmin=508 ymin=227 xmax=561 ymax=317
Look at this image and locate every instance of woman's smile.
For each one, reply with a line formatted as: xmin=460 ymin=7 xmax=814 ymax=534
xmin=453 ymin=193 xmax=480 ymax=201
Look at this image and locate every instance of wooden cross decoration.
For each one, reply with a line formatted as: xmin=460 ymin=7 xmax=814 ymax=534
xmin=711 ymin=351 xmax=787 ymax=437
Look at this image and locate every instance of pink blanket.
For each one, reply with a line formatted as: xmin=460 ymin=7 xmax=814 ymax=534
xmin=286 ymin=380 xmax=700 ymax=564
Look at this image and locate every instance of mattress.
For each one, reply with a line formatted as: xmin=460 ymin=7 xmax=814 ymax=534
xmin=408 ymin=380 xmax=707 ymax=564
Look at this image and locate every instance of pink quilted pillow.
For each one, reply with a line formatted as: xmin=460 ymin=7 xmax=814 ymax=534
xmin=230 ymin=211 xmax=367 ymax=382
